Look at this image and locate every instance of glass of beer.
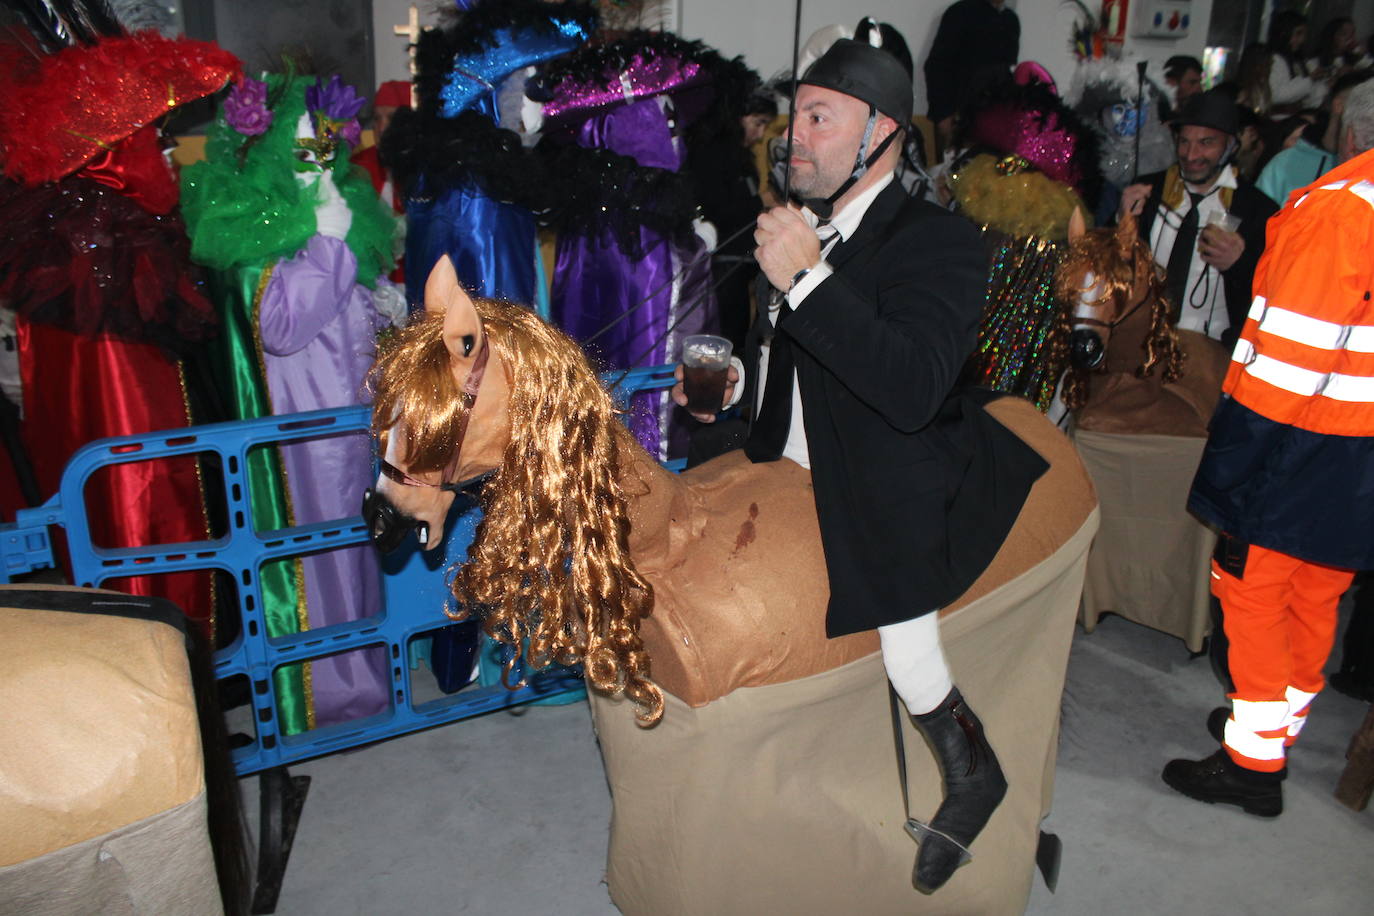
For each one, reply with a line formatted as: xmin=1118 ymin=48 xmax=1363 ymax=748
xmin=681 ymin=335 xmax=733 ymax=414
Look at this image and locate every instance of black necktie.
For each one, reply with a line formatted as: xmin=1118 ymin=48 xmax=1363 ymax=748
xmin=1166 ymin=191 xmax=1205 ymax=311
xmin=744 ymin=300 xmax=794 ymax=463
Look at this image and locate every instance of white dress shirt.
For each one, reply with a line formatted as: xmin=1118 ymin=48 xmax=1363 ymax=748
xmin=731 ymin=173 xmax=895 ymax=470
xmin=1147 ymin=165 xmax=1239 ymax=341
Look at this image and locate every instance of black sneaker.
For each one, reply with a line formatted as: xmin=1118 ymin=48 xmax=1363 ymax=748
xmin=1162 ymin=749 xmax=1284 ymax=818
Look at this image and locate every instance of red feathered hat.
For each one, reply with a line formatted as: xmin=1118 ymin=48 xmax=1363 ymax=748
xmin=0 ymin=33 xmax=241 ymax=185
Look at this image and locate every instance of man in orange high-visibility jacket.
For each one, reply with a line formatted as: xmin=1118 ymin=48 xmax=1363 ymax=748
xmin=1165 ymin=80 xmax=1374 ymax=817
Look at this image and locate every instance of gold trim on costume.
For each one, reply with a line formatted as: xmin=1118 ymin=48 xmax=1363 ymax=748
xmin=177 ymin=360 xmax=218 ymax=643
xmin=1163 ymin=165 xmax=1236 ymax=212
xmin=1162 ymin=166 xmax=1186 ymax=212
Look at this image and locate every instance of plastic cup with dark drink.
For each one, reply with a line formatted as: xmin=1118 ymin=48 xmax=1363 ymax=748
xmin=681 ymin=334 xmax=733 ymax=414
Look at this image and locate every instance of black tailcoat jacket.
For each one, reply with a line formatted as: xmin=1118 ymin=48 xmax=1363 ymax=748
xmin=747 ymin=182 xmax=1048 ymax=638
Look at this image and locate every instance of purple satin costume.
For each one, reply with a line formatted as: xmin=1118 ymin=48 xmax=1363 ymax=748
xmin=259 ymin=234 xmax=390 ymax=727
xmin=550 ymin=98 xmax=716 ymax=461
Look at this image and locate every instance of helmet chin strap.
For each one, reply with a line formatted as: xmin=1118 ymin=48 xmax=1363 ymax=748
xmin=799 ymin=106 xmax=900 ymax=220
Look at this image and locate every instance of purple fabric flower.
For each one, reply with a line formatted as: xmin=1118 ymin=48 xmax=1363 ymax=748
xmin=224 ymin=77 xmax=273 ymax=136
xmin=339 ymin=118 xmax=362 ymax=148
xmin=306 ymin=75 xmax=366 ymax=121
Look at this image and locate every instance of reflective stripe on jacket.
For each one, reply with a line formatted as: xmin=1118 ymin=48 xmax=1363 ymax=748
xmin=1224 ymin=153 xmax=1374 ymax=436
xmin=1190 ymin=148 xmax=1374 ymax=568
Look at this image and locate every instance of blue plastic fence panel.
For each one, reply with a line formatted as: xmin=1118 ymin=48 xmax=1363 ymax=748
xmin=608 ymin=364 xmax=688 ymax=473
xmin=0 ymin=365 xmax=677 ymax=775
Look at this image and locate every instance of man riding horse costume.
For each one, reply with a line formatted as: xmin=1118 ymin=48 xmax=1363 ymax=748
xmin=367 ymin=41 xmax=1049 ymax=896
xmin=729 ymin=40 xmax=1047 ymax=892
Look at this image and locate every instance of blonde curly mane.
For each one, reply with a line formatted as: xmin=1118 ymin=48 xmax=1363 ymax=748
xmin=369 ymin=303 xmax=663 ymax=725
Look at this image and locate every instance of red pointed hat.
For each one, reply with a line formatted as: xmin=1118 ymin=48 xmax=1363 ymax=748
xmin=374 ymin=80 xmax=413 ymax=109
xmin=0 ymin=33 xmax=241 ymax=185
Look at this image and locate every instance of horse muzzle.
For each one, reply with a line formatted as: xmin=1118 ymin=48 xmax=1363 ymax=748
xmin=362 ymin=488 xmax=430 ymax=554
xmin=1069 ymin=329 xmax=1106 ymax=370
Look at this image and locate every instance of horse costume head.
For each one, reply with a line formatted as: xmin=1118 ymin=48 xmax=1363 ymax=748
xmin=367 ymin=257 xmax=662 ymax=723
xmin=1056 ymin=211 xmax=1184 ymax=412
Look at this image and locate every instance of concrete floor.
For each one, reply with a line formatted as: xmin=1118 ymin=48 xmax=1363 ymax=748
xmin=249 ymin=614 xmax=1372 ymax=915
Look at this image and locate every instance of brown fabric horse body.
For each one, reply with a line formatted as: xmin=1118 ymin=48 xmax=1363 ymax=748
xmin=367 ymin=257 xmax=1099 ymax=912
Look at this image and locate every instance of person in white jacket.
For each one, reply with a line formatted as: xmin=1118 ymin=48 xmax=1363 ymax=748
xmin=1267 ymin=10 xmax=1327 ymax=112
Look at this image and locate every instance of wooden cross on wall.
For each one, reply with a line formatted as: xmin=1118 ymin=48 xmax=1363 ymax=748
xmin=393 ymin=3 xmax=421 ymax=108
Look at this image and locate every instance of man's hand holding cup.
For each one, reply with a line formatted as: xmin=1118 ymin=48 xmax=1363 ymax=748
xmin=671 ymin=334 xmax=737 ymax=423
xmin=1199 ymin=210 xmax=1244 ymax=272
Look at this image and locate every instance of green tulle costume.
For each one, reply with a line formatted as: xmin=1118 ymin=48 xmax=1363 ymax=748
xmin=181 ymin=72 xmax=394 ymax=287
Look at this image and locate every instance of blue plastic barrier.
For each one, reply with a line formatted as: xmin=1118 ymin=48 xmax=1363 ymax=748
xmin=0 ymin=365 xmax=679 ymax=775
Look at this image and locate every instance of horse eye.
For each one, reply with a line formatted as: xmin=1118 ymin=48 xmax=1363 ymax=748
xmin=462 ymin=334 xmax=475 ymax=357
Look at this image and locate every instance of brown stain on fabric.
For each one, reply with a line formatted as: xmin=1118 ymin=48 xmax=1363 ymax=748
xmin=733 ymin=503 xmax=759 ymax=553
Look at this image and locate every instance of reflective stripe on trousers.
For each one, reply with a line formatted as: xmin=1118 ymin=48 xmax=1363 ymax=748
xmin=1210 ymin=543 xmax=1352 ymax=771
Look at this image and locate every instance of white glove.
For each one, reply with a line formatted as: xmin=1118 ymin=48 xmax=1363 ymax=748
xmin=296 ymin=168 xmax=353 ymax=241
xmin=372 ymin=279 xmax=408 ymax=328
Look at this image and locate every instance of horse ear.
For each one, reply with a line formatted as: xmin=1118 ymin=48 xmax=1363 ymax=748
xmin=423 ymin=255 xmax=471 ymax=317
xmin=1068 ymin=206 xmax=1086 ymax=243
xmin=427 ymin=256 xmax=485 ymax=364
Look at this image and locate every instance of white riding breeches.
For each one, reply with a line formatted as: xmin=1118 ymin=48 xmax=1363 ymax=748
xmin=878 ymin=611 xmax=953 ymax=715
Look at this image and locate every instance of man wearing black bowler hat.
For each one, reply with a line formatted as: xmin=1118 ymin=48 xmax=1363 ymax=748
xmin=672 ymin=38 xmax=1046 ymax=893
xmin=1120 ymin=89 xmax=1278 ymax=347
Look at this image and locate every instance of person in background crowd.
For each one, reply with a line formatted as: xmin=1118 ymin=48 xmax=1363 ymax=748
xmin=1232 ymin=104 xmax=1267 ymax=181
xmin=1167 ymin=78 xmax=1374 ymax=818
xmin=1234 ymin=42 xmax=1276 ymax=115
xmin=1310 ymin=17 xmax=1371 ymax=80
xmin=924 ymin=0 xmax=1019 ymax=150
xmin=354 ymin=80 xmax=412 ymax=215
xmin=1162 ymin=54 xmax=1205 ymax=121
xmin=685 ymin=86 xmax=777 ymax=352
xmin=1120 ymin=90 xmax=1278 ymax=347
xmin=180 ymin=72 xmax=404 ymax=729
xmin=1267 ymin=10 xmax=1327 ymax=113
xmin=1258 ymin=73 xmax=1372 ymax=205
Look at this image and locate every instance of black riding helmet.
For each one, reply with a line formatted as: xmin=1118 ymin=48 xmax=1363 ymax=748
xmin=791 ymin=39 xmax=914 ymax=216
xmin=799 ymin=38 xmax=914 ymax=125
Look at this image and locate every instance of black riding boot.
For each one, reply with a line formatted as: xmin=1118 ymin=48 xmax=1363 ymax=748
xmin=908 ymin=687 xmax=1007 ymax=893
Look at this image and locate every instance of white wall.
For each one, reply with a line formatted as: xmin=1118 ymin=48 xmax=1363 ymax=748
xmin=373 ymin=0 xmax=445 ymax=86
xmin=370 ymin=0 xmax=683 ymax=88
xmin=371 ymin=0 xmax=1218 ymax=113
xmin=679 ymin=0 xmax=1216 ymax=111
xmin=679 ymin=0 xmax=950 ymax=115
